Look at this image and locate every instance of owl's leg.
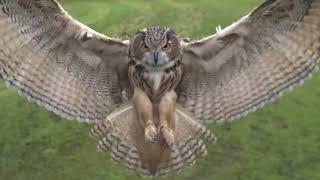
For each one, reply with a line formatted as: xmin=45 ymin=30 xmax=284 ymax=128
xmin=158 ymin=90 xmax=177 ymax=148
xmin=132 ymin=88 xmax=157 ymax=144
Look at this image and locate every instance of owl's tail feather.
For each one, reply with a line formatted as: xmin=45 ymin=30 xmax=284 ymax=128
xmin=91 ymin=103 xmax=217 ymax=176
xmin=91 ymin=104 xmax=152 ymax=175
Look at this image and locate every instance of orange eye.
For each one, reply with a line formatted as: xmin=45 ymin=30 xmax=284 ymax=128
xmin=162 ymin=41 xmax=172 ymax=52
xmin=140 ymin=42 xmax=150 ymax=52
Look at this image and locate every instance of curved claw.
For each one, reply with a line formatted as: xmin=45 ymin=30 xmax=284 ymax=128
xmin=145 ymin=124 xmax=157 ymax=144
xmin=159 ymin=126 xmax=175 ymax=149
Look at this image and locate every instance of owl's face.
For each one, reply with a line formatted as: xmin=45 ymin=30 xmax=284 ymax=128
xmin=130 ymin=27 xmax=180 ymax=70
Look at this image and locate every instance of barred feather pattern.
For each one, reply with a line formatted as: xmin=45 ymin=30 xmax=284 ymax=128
xmin=0 ymin=0 xmax=129 ymax=123
xmin=91 ymin=104 xmax=216 ymax=176
xmin=179 ymin=0 xmax=320 ymax=123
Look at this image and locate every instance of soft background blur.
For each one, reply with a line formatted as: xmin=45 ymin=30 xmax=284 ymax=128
xmin=1 ymin=0 xmax=320 ymax=179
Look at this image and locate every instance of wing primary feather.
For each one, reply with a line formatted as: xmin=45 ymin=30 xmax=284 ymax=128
xmin=0 ymin=0 xmax=130 ymax=123
xmin=179 ymin=0 xmax=320 ymax=123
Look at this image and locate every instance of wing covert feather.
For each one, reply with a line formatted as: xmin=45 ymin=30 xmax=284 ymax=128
xmin=0 ymin=0 xmax=131 ymax=123
xmin=179 ymin=0 xmax=320 ymax=123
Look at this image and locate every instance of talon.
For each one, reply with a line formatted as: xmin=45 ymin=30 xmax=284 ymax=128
xmin=145 ymin=124 xmax=157 ymax=144
xmin=158 ymin=126 xmax=175 ymax=148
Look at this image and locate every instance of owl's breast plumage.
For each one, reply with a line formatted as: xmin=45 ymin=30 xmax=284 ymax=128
xmin=129 ymin=61 xmax=182 ymax=102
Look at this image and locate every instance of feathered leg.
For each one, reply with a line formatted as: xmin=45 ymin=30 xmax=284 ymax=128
xmin=158 ymin=90 xmax=177 ymax=148
xmin=132 ymin=88 xmax=157 ymax=144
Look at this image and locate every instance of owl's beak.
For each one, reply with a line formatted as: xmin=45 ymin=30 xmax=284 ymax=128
xmin=153 ymin=51 xmax=159 ymax=64
xmin=143 ymin=50 xmax=168 ymax=68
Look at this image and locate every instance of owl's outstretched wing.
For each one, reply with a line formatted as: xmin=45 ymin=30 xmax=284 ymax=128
xmin=0 ymin=0 xmax=131 ymax=123
xmin=179 ymin=0 xmax=320 ymax=123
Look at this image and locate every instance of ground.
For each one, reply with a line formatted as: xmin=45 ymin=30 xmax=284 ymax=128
xmin=0 ymin=0 xmax=320 ymax=180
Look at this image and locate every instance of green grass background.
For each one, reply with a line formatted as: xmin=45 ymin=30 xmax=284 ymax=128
xmin=1 ymin=0 xmax=320 ymax=179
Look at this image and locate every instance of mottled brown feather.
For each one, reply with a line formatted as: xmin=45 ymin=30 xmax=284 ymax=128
xmin=1 ymin=0 xmax=320 ymax=177
xmin=179 ymin=0 xmax=320 ymax=123
xmin=0 ymin=0 xmax=130 ymax=123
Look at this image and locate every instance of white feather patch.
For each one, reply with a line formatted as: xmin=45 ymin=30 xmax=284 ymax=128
xmin=215 ymin=25 xmax=223 ymax=34
xmin=148 ymin=72 xmax=164 ymax=90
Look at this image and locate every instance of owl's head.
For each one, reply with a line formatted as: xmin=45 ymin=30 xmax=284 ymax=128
xmin=129 ymin=26 xmax=181 ymax=70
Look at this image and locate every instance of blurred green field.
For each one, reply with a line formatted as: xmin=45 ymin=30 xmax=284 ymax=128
xmin=1 ymin=0 xmax=320 ymax=180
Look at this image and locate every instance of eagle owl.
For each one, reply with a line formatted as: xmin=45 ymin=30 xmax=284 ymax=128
xmin=0 ymin=0 xmax=320 ymax=176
